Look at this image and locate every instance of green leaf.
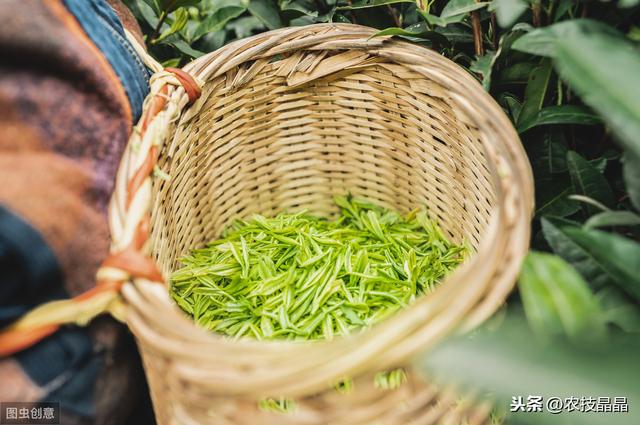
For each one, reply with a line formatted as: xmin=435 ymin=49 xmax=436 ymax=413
xmin=619 ymin=0 xmax=640 ymax=8
xmin=248 ymin=0 xmax=282 ymax=29
xmin=527 ymin=129 xmax=568 ymax=178
xmin=497 ymin=61 xmax=537 ymax=84
xmin=418 ymin=10 xmax=467 ymax=27
xmin=158 ymin=0 xmax=200 ymax=14
xmin=535 ymin=176 xmax=580 ymax=217
xmin=554 ymin=25 xmax=640 ymax=159
xmin=597 ymin=287 xmax=640 ymax=333
xmin=193 ymin=6 xmax=246 ymax=41
xmin=519 ymin=252 xmax=606 ymax=340
xmin=470 ymin=24 xmax=523 ymax=91
xmin=563 ymin=228 xmax=640 ymax=301
xmin=165 ymin=37 xmax=205 ymax=58
xmin=517 ymin=58 xmax=552 ymax=129
xmin=622 ymin=152 xmax=640 ymax=211
xmin=512 ymin=19 xmax=619 ymax=58
xmin=566 ymin=151 xmax=614 ymax=214
xmin=280 ymin=0 xmax=315 ymax=13
xmin=370 ymin=27 xmax=450 ymax=47
xmin=541 ymin=218 xmax=610 ymax=289
xmin=489 ymin=0 xmax=529 ymax=28
xmin=337 ymin=0 xmax=414 ymax=10
xmin=228 ymin=16 xmax=265 ymax=38
xmin=553 ymin=0 xmax=574 ymax=21
xmin=517 ymin=105 xmax=602 ymax=133
xmin=161 ymin=57 xmax=181 ymax=68
xmin=134 ymin=0 xmax=161 ymax=28
xmin=584 ymin=211 xmax=640 ymax=229
xmin=434 ymin=24 xmax=474 ymax=44
xmin=417 ymin=317 xmax=640 ymax=425
xmin=470 ymin=51 xmax=497 ymax=91
xmin=498 ymin=93 xmax=522 ymax=123
xmin=155 ymin=7 xmax=188 ymax=43
xmin=441 ymin=0 xmax=489 ymax=17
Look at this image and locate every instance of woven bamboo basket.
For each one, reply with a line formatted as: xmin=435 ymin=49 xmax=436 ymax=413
xmin=113 ymin=23 xmax=533 ymax=424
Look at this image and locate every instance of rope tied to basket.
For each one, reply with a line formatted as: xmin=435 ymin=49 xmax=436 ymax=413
xmin=0 ymin=67 xmax=201 ymax=357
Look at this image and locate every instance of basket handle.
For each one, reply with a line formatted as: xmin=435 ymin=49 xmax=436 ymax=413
xmin=0 ymin=32 xmax=202 ymax=357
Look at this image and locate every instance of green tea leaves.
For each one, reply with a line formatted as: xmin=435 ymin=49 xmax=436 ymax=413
xmin=170 ymin=197 xmax=466 ymax=341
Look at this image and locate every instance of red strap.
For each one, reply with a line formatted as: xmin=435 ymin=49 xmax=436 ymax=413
xmin=102 ymin=247 xmax=163 ymax=283
xmin=0 ymin=325 xmax=59 ymax=357
xmin=166 ymin=67 xmax=201 ymax=104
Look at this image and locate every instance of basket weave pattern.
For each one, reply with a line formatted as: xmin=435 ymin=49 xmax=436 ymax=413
xmin=115 ymin=24 xmax=533 ymax=424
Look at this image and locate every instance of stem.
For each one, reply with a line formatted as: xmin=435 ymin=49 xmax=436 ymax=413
xmin=557 ymin=78 xmax=563 ymax=106
xmin=532 ymin=2 xmax=542 ymax=27
xmin=150 ymin=10 xmax=168 ymax=44
xmin=471 ymin=11 xmax=484 ymax=57
xmin=490 ymin=13 xmax=498 ymax=51
xmin=386 ymin=5 xmax=401 ymax=28
xmin=346 ymin=0 xmax=358 ymax=25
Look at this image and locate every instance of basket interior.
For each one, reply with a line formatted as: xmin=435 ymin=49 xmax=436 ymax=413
xmin=149 ymin=52 xmax=496 ymax=277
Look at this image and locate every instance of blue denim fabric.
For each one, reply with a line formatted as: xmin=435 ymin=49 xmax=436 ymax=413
xmin=0 ymin=205 xmax=65 ymax=326
xmin=0 ymin=206 xmax=97 ymax=417
xmin=63 ymin=0 xmax=151 ymax=122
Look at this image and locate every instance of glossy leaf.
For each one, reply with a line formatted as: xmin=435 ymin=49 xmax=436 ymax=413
xmin=597 ymin=287 xmax=640 ymax=333
xmin=584 ymin=211 xmax=640 ymax=229
xmin=417 ymin=317 xmax=640 ymax=425
xmin=512 ymin=19 xmax=619 ymax=58
xmin=622 ymin=153 xmax=640 ymax=211
xmin=519 ymin=252 xmax=605 ymax=340
xmin=498 ymin=61 xmax=537 ymax=84
xmin=158 ymin=0 xmax=200 ymax=14
xmin=529 ymin=129 xmax=568 ymax=178
xmin=541 ymin=218 xmax=610 ymax=289
xmin=619 ymin=0 xmax=640 ymax=7
xmin=554 ymin=25 xmax=640 ymax=158
xmin=155 ymin=7 xmax=189 ymax=42
xmin=418 ymin=10 xmax=466 ymax=27
xmin=535 ymin=176 xmax=580 ymax=217
xmin=470 ymin=51 xmax=497 ymax=91
xmin=441 ymin=0 xmax=489 ymax=17
xmin=517 ymin=59 xmax=552 ymax=130
xmin=553 ymin=0 xmax=574 ymax=21
xmin=193 ymin=6 xmax=246 ymax=40
xmin=517 ymin=105 xmax=602 ymax=133
xmin=337 ymin=0 xmax=414 ymax=9
xmin=371 ymin=27 xmax=450 ymax=47
xmin=489 ymin=0 xmax=529 ymax=28
xmin=248 ymin=0 xmax=282 ymax=29
xmin=166 ymin=37 xmax=205 ymax=58
xmin=563 ymin=228 xmax=640 ymax=301
xmin=566 ymin=151 xmax=615 ymax=214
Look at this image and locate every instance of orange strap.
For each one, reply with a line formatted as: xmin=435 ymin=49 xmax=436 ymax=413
xmin=0 ymin=325 xmax=59 ymax=357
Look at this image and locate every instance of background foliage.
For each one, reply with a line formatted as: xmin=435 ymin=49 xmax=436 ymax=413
xmin=124 ymin=0 xmax=640 ymax=422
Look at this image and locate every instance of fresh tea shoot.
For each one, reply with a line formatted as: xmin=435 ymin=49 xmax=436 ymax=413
xmin=170 ymin=196 xmax=466 ymax=341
